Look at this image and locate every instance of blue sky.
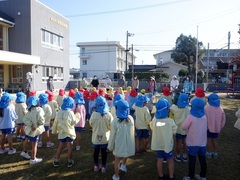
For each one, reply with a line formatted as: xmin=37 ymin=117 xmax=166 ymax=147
xmin=39 ymin=0 xmax=240 ymax=68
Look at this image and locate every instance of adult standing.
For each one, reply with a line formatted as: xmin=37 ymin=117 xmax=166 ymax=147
xmin=91 ymin=75 xmax=99 ymax=90
xmin=47 ymin=76 xmax=54 ymax=92
xmin=183 ymin=75 xmax=194 ymax=95
xmin=148 ymin=76 xmax=156 ymax=95
xmin=80 ymin=77 xmax=88 ymax=90
xmin=132 ymin=76 xmax=139 ymax=92
xmin=118 ymin=75 xmax=125 ymax=90
xmin=170 ymin=75 xmax=179 ymax=97
xmin=25 ymin=72 xmax=33 ymax=100
xmin=104 ymin=75 xmax=112 ymax=92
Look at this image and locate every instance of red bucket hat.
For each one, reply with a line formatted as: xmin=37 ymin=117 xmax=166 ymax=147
xmin=68 ymin=89 xmax=76 ymax=98
xmin=98 ymin=88 xmax=105 ymax=96
xmin=45 ymin=90 xmax=54 ymax=101
xmin=195 ymin=88 xmax=205 ymax=98
xmin=130 ymin=89 xmax=138 ymax=97
xmin=163 ymin=87 xmax=170 ymax=96
xmin=59 ymin=89 xmax=65 ymax=96
xmin=79 ymin=88 xmax=85 ymax=94
xmin=29 ymin=90 xmax=36 ymax=97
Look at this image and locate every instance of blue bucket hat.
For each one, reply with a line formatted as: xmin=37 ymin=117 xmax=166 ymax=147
xmin=177 ymin=93 xmax=189 ymax=108
xmin=27 ymin=96 xmax=39 ymax=109
xmin=38 ymin=93 xmax=49 ymax=106
xmin=116 ymin=99 xmax=129 ymax=119
xmin=155 ymin=99 xmax=171 ymax=119
xmin=114 ymin=94 xmax=123 ymax=106
xmin=0 ymin=93 xmax=14 ymax=108
xmin=15 ymin=92 xmax=25 ymax=103
xmin=135 ymin=94 xmax=149 ymax=107
xmin=96 ymin=96 xmax=109 ymax=114
xmin=74 ymin=92 xmax=85 ymax=104
xmin=190 ymin=98 xmax=205 ymax=118
xmin=61 ymin=96 xmax=74 ymax=110
xmin=208 ymin=93 xmax=220 ymax=107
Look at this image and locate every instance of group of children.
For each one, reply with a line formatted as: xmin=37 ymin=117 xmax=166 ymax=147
xmin=0 ymin=85 xmax=227 ymax=180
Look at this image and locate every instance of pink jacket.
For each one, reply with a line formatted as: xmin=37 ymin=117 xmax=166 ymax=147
xmin=182 ymin=114 xmax=207 ymax=146
xmin=73 ymin=104 xmax=86 ymax=128
xmin=205 ymin=105 xmax=226 ymax=133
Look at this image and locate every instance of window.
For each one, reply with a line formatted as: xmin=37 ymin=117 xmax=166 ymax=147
xmin=82 ymin=72 xmax=87 ymax=78
xmin=82 ymin=60 xmax=87 ymax=65
xmin=12 ymin=65 xmax=23 ymax=83
xmin=41 ymin=29 xmax=64 ymax=51
xmin=42 ymin=66 xmax=63 ymax=82
xmin=81 ymin=47 xmax=85 ymax=54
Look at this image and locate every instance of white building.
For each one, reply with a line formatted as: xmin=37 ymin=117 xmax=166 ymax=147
xmin=76 ymin=41 xmax=136 ymax=79
xmin=153 ymin=50 xmax=187 ymax=79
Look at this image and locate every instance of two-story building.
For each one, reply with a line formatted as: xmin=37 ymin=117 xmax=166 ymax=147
xmin=0 ymin=0 xmax=69 ymax=92
xmin=76 ymin=41 xmax=136 ymax=80
xmin=153 ymin=50 xmax=188 ymax=79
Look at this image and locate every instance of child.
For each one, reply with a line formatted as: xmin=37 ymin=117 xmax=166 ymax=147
xmin=0 ymin=93 xmax=18 ymax=155
xmin=108 ymin=99 xmax=135 ymax=180
xmin=150 ymin=99 xmax=177 ymax=180
xmin=235 ymin=107 xmax=240 ymax=130
xmin=22 ymin=96 xmax=45 ymax=164
xmin=118 ymin=87 xmax=124 ymax=96
xmin=104 ymin=93 xmax=113 ymax=109
xmin=182 ymin=98 xmax=207 ymax=180
xmin=110 ymin=93 xmax=123 ymax=119
xmin=124 ymin=86 xmax=131 ymax=102
xmin=190 ymin=87 xmax=207 ymax=105
xmin=98 ymin=88 xmax=105 ymax=97
xmin=56 ymin=88 xmax=66 ymax=108
xmin=170 ymin=93 xmax=190 ymax=162
xmin=160 ymin=87 xmax=172 ymax=104
xmin=52 ymin=96 xmax=80 ymax=167
xmin=38 ymin=93 xmax=54 ymax=148
xmin=73 ymin=92 xmax=86 ymax=151
xmin=133 ymin=94 xmax=151 ymax=153
xmin=89 ymin=89 xmax=98 ymax=118
xmin=83 ymin=89 xmax=90 ymax=120
xmin=108 ymin=87 xmax=114 ymax=99
xmin=15 ymin=92 xmax=27 ymax=141
xmin=89 ymin=96 xmax=113 ymax=173
xmin=128 ymin=89 xmax=138 ymax=119
xmin=45 ymin=90 xmax=58 ymax=133
xmin=68 ymin=89 xmax=76 ymax=98
xmin=205 ymin=93 xmax=226 ymax=159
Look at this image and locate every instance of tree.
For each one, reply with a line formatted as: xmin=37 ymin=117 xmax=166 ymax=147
xmin=178 ymin=69 xmax=188 ymax=77
xmin=171 ymin=34 xmax=204 ymax=80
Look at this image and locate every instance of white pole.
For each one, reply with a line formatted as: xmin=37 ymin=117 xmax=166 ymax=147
xmin=195 ymin=26 xmax=199 ymax=91
xmin=207 ymin=43 xmax=209 ymax=83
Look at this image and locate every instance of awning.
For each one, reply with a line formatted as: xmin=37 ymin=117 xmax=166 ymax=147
xmin=0 ymin=50 xmax=40 ymax=65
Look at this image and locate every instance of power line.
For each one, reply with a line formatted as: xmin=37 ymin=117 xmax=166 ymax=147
xmin=135 ymin=6 xmax=240 ymax=35
xmin=65 ymin=0 xmax=191 ymax=17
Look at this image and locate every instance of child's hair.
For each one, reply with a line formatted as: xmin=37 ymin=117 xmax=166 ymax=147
xmin=28 ymin=105 xmax=37 ymax=112
xmin=118 ymin=117 xmax=130 ymax=123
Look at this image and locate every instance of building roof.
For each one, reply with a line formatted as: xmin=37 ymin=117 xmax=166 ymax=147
xmin=128 ymin=65 xmax=156 ymax=72
xmin=0 ymin=10 xmax=14 ymax=26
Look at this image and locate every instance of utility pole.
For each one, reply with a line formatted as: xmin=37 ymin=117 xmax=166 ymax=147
xmin=195 ymin=26 xmax=199 ymax=91
xmin=206 ymin=43 xmax=209 ymax=83
xmin=125 ymin=31 xmax=134 ymax=72
xmin=131 ymin=44 xmax=134 ymax=80
xmin=227 ymin=31 xmax=231 ymax=81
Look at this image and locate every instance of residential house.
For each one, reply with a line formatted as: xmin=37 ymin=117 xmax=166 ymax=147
xmin=153 ymin=50 xmax=188 ymax=80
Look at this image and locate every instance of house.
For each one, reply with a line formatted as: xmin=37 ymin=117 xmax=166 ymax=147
xmin=0 ymin=0 xmax=69 ymax=92
xmin=76 ymin=41 xmax=136 ymax=80
xmin=199 ymin=49 xmax=240 ymax=82
xmin=153 ymin=50 xmax=188 ymax=80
